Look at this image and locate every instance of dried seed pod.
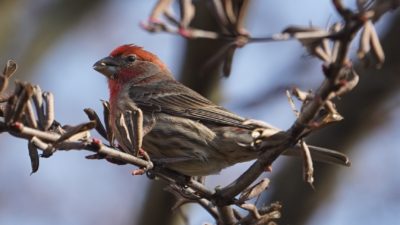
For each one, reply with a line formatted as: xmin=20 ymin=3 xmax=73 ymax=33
xmin=2 ymin=60 xmax=18 ymax=78
xmin=223 ymin=0 xmax=237 ymax=26
xmin=0 ymin=75 xmax=9 ymax=96
xmin=24 ymin=100 xmax=38 ymax=129
xmin=4 ymin=95 xmax=17 ymax=124
xmin=32 ymin=85 xmax=46 ymax=129
xmin=330 ymin=23 xmax=343 ymax=62
xmin=240 ymin=203 xmax=261 ymax=220
xmin=236 ymin=0 xmax=250 ymax=35
xmin=286 ymin=90 xmax=299 ymax=117
xmin=368 ymin=21 xmax=385 ymax=68
xmin=53 ymin=121 xmax=96 ymax=147
xmin=300 ymin=140 xmax=314 ymax=187
xmin=239 ymin=178 xmax=270 ymax=202
xmin=43 ymin=92 xmax=54 ymax=130
xmin=283 ymin=26 xmax=332 ymax=62
xmin=124 ymin=109 xmax=143 ymax=156
xmin=28 ymin=138 xmax=40 ymax=174
xmin=11 ymin=83 xmax=33 ymax=123
xmin=101 ymin=100 xmax=115 ymax=146
xmin=84 ymin=108 xmax=107 ymax=139
xmin=210 ymin=0 xmax=231 ymax=31
xmin=179 ymin=0 xmax=195 ymax=28
xmin=357 ymin=21 xmax=372 ymax=59
xmin=115 ymin=113 xmax=133 ymax=154
xmin=124 ymin=111 xmax=137 ymax=155
xmin=222 ymin=45 xmax=236 ymax=77
xmin=149 ymin=0 xmax=173 ymax=20
xmin=202 ymin=42 xmax=237 ymax=76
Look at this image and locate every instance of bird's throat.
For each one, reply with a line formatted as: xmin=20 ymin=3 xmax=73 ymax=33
xmin=108 ymin=80 xmax=122 ymax=114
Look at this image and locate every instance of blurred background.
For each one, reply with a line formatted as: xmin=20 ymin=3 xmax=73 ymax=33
xmin=0 ymin=1 xmax=399 ymax=225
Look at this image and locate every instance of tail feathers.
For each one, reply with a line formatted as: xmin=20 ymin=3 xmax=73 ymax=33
xmin=283 ymin=145 xmax=351 ymax=166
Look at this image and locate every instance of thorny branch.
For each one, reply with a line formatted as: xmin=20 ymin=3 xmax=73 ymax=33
xmin=1 ymin=1 xmax=399 ymax=225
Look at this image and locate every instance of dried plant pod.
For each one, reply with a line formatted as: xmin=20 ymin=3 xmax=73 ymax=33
xmin=313 ymin=44 xmax=332 ymax=62
xmin=368 ymin=20 xmax=385 ymax=68
xmin=29 ymin=136 xmax=51 ymax=153
xmin=11 ymin=83 xmax=34 ymax=123
xmin=149 ymin=0 xmax=173 ymax=20
xmin=286 ymin=90 xmax=299 ymax=117
xmin=236 ymin=0 xmax=250 ymax=35
xmin=240 ymin=203 xmax=261 ymax=220
xmin=325 ymin=101 xmax=343 ymax=121
xmin=358 ymin=21 xmax=372 ymax=60
xmin=321 ymin=110 xmax=344 ymax=125
xmin=283 ymin=26 xmax=333 ymax=62
xmin=179 ymin=0 xmax=195 ymax=28
xmin=24 ymin=100 xmax=38 ymax=129
xmin=84 ymin=108 xmax=108 ymax=140
xmin=334 ymin=67 xmax=360 ymax=96
xmin=222 ymin=45 xmax=237 ymax=77
xmin=300 ymin=140 xmax=314 ymax=187
xmin=115 ymin=113 xmax=134 ymax=154
xmin=321 ymin=38 xmax=332 ymax=61
xmin=140 ymin=19 xmax=169 ymax=33
xmin=43 ymin=92 xmax=54 ymax=131
xmin=202 ymin=42 xmax=237 ymax=76
xmin=163 ymin=9 xmax=180 ymax=26
xmin=2 ymin=60 xmax=18 ymax=78
xmin=185 ymin=28 xmax=219 ymax=39
xmin=32 ymin=85 xmax=46 ymax=129
xmin=211 ymin=0 xmax=229 ymax=25
xmin=124 ymin=108 xmax=143 ymax=156
xmin=28 ymin=138 xmax=40 ymax=174
xmin=4 ymin=95 xmax=17 ymax=124
xmin=223 ymin=0 xmax=237 ymax=25
xmin=239 ymin=178 xmax=270 ymax=202
xmin=357 ymin=0 xmax=374 ymax=12
xmin=101 ymin=100 xmax=115 ymax=146
xmin=0 ymin=75 xmax=9 ymax=96
xmin=357 ymin=20 xmax=385 ymax=68
xmin=330 ymin=23 xmax=343 ymax=62
xmin=291 ymin=88 xmax=312 ymax=102
xmin=238 ymin=202 xmax=282 ymax=225
xmin=306 ymin=101 xmax=343 ymax=132
xmin=53 ymin=121 xmax=96 ymax=147
xmin=124 ymin=111 xmax=138 ymax=155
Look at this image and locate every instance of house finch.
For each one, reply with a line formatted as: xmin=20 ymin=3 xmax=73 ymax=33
xmin=93 ymin=44 xmax=349 ymax=176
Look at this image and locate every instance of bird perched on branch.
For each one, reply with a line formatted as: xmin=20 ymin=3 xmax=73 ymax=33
xmin=93 ymin=44 xmax=349 ymax=176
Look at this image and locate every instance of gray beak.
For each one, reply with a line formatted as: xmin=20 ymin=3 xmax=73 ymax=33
xmin=93 ymin=56 xmax=120 ymax=79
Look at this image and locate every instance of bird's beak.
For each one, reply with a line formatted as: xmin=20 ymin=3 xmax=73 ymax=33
xmin=93 ymin=56 xmax=120 ymax=79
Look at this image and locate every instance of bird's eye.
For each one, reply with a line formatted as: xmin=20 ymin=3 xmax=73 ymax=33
xmin=126 ymin=55 xmax=136 ymax=62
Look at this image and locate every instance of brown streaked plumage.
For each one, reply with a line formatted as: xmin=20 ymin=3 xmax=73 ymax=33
xmin=93 ymin=44 xmax=350 ymax=176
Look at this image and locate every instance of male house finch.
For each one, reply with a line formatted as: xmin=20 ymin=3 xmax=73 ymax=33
xmin=93 ymin=44 xmax=349 ymax=176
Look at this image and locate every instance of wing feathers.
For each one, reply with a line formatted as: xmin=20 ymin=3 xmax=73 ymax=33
xmin=129 ymin=79 xmax=254 ymax=129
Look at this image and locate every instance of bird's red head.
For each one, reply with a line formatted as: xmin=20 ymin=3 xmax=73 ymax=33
xmin=109 ymin=44 xmax=168 ymax=71
xmin=93 ymin=44 xmax=171 ymax=106
xmin=94 ymin=44 xmax=169 ymax=81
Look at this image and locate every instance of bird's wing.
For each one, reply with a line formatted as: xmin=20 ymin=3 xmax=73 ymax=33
xmin=129 ymin=79 xmax=255 ymax=129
